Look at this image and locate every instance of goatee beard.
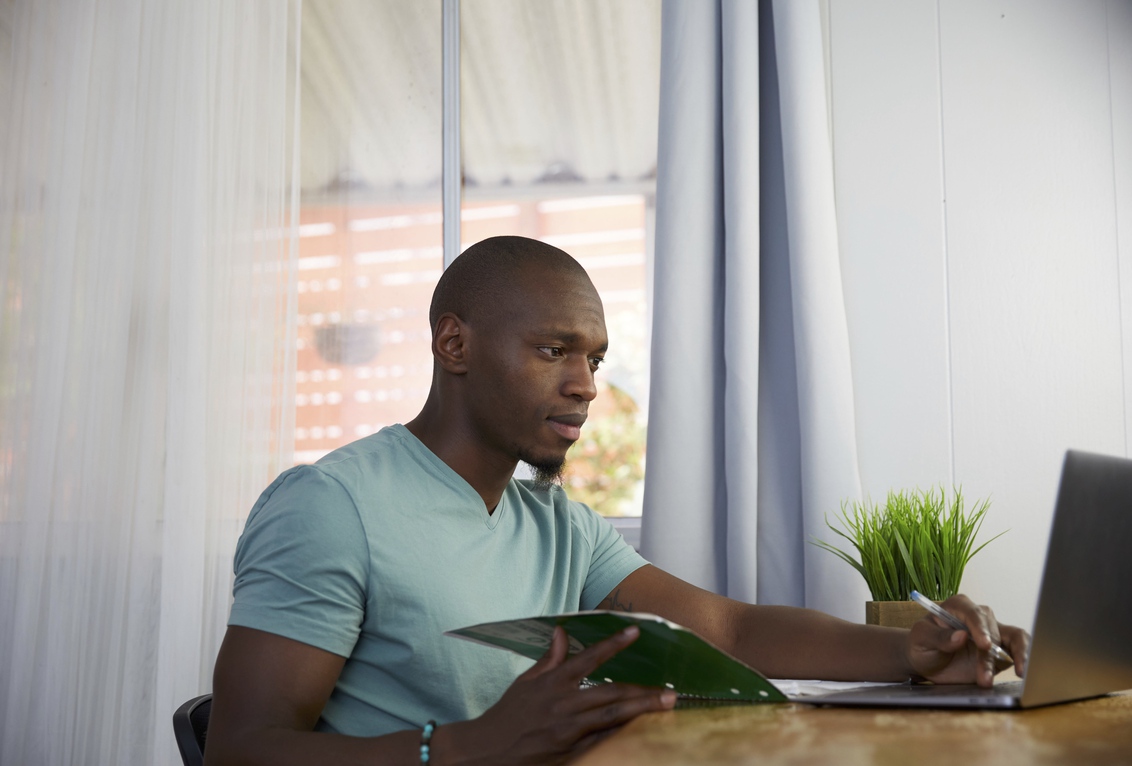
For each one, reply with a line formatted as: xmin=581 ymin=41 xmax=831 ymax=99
xmin=524 ymin=459 xmax=566 ymax=491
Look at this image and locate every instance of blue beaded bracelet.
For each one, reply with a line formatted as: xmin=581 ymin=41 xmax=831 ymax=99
xmin=420 ymin=720 xmax=436 ymax=764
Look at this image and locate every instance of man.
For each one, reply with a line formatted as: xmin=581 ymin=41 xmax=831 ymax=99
xmin=206 ymin=236 xmax=1030 ymax=765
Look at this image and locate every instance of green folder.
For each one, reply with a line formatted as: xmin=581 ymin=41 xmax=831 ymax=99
xmin=446 ymin=611 xmax=788 ymax=703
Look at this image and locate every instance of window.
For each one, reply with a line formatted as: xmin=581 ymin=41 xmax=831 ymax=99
xmin=295 ymin=0 xmax=661 ymax=517
xmin=295 ymin=202 xmax=442 ymax=464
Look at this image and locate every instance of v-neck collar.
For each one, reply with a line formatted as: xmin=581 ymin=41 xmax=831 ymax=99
xmin=390 ymin=424 xmax=508 ymax=530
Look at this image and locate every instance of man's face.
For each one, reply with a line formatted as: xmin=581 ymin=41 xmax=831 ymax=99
xmin=463 ymin=267 xmax=608 ymax=485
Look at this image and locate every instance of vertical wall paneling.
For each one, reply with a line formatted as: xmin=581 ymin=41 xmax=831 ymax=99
xmin=830 ymin=0 xmax=953 ymax=502
xmin=938 ymin=0 xmax=1124 ymax=627
xmin=1110 ymin=0 xmax=1132 ymax=456
xmin=828 ymin=0 xmax=1130 ymax=629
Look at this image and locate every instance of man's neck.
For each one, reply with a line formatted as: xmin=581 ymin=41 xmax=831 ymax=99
xmin=404 ymin=407 xmax=515 ymax=514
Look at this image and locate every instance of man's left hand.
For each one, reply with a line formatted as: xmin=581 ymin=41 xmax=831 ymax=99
xmin=906 ymin=594 xmax=1031 ymax=687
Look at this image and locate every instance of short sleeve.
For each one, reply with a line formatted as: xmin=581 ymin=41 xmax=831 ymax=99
xmin=574 ymin=503 xmax=648 ymax=610
xmin=229 ymin=466 xmax=369 ymax=658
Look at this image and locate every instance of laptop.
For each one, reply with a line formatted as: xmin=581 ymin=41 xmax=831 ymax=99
xmin=813 ymin=449 xmax=1132 ymax=709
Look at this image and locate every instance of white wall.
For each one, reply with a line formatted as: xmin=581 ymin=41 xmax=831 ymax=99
xmin=829 ymin=0 xmax=1132 ymax=630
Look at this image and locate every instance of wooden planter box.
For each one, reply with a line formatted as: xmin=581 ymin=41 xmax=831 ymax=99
xmin=866 ymin=600 xmax=930 ymax=629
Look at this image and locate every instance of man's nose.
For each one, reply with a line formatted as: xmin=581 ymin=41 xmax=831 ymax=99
xmin=562 ymin=358 xmax=598 ymax=401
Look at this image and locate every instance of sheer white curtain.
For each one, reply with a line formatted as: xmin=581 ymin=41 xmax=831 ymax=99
xmin=642 ymin=0 xmax=867 ymax=621
xmin=0 ymin=2 xmax=300 ymax=764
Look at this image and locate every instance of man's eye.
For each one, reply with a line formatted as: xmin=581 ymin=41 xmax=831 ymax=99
xmin=538 ymin=346 xmax=564 ymax=357
xmin=590 ymin=357 xmax=604 ymax=369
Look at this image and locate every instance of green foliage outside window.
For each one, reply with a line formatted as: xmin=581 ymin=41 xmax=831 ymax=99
xmin=565 ymin=382 xmax=645 ymax=517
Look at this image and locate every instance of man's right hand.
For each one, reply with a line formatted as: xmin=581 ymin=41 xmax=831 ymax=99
xmin=205 ymin=624 xmax=673 ymax=766
xmin=437 ymin=625 xmax=677 ymax=765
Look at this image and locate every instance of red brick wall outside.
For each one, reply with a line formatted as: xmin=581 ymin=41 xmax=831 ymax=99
xmin=294 ymin=195 xmax=648 ymax=515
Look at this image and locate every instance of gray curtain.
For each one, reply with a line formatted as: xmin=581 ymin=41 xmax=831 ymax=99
xmin=641 ymin=0 xmax=867 ymax=622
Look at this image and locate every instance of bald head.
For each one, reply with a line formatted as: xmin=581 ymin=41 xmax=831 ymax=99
xmin=413 ymin=235 xmax=608 ymax=493
xmin=429 ymin=236 xmax=594 ymax=331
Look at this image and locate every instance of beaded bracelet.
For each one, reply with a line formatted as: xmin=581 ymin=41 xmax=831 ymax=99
xmin=420 ymin=720 xmax=436 ymax=764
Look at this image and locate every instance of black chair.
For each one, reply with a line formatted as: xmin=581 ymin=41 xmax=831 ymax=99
xmin=173 ymin=693 xmax=212 ymax=766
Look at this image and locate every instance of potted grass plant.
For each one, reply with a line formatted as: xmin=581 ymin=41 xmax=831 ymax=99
xmin=812 ymin=488 xmax=1005 ymax=628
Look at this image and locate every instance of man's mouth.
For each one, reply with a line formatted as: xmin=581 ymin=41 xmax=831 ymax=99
xmin=547 ymin=413 xmax=587 ymax=441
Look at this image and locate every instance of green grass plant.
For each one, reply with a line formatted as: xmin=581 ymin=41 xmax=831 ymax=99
xmin=811 ymin=488 xmax=1004 ymax=602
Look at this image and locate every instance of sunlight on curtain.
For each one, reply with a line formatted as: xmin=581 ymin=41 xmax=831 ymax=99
xmin=643 ymin=0 xmax=866 ymax=620
xmin=0 ymin=1 xmax=301 ymax=763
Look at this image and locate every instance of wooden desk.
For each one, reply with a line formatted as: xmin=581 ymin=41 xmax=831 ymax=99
xmin=574 ymin=691 xmax=1132 ymax=766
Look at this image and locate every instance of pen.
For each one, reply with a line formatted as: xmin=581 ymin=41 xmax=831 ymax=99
xmin=909 ymin=590 xmax=1013 ymax=664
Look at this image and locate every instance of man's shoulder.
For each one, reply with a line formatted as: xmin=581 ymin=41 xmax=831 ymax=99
xmin=246 ymin=426 xmax=418 ymax=516
xmin=309 ymin=424 xmax=410 ymax=471
xmin=292 ymin=424 xmax=432 ymax=490
xmin=259 ymin=425 xmax=482 ymax=525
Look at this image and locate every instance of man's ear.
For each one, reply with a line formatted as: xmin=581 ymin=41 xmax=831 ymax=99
xmin=432 ymin=313 xmax=469 ymax=374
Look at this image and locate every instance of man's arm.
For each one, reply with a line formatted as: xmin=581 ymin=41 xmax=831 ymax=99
xmin=205 ymin=625 xmax=676 ymax=766
xmin=204 ymin=627 xmax=420 ymax=765
xmin=597 ymin=565 xmax=1030 ymax=686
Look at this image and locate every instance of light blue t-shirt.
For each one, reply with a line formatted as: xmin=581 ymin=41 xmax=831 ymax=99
xmin=229 ymin=424 xmax=647 ymax=736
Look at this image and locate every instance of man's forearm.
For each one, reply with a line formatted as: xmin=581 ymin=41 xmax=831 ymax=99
xmin=205 ymin=719 xmax=486 ymax=766
xmin=726 ymin=604 xmax=914 ymax=682
xmin=597 ymin=566 xmax=915 ymax=682
xmin=204 ymin=727 xmax=420 ymax=766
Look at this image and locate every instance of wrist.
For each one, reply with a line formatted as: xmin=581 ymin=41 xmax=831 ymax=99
xmin=420 ymin=720 xmax=436 ymax=764
xmin=427 ymin=719 xmax=488 ymax=766
xmin=897 ymin=626 xmax=919 ymax=680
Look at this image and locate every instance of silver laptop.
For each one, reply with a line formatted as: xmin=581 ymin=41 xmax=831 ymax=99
xmin=815 ymin=449 xmax=1132 ymax=709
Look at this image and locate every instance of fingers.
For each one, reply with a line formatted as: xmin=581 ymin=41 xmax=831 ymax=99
xmin=535 ymin=626 xmax=674 ymax=731
xmin=915 ymin=595 xmax=1031 ymax=687
xmin=938 ymin=595 xmax=1002 ymax=686
xmin=519 ymin=624 xmax=640 ymax=687
xmin=481 ymin=625 xmax=672 ymax=764
xmin=558 ymin=625 xmax=640 ymax=681
xmin=567 ymin=685 xmax=677 ymax=738
xmin=910 ymin=612 xmax=966 ymax=651
xmin=552 ymin=687 xmax=674 ymax=760
xmin=939 ymin=595 xmax=999 ymax=652
xmin=563 ymin=681 xmax=675 ymax=716
xmin=518 ymin=626 xmax=571 ymax=681
xmin=1001 ymin=625 xmax=1032 ymax=677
